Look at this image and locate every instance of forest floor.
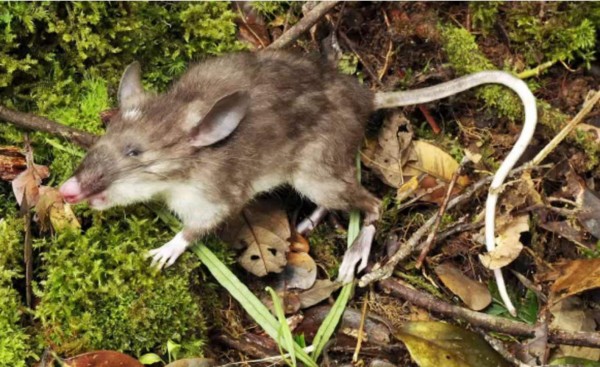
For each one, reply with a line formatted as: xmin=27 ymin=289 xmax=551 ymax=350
xmin=1 ymin=2 xmax=600 ymax=367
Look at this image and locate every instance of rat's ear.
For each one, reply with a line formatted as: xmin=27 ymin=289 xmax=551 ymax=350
xmin=118 ymin=61 xmax=146 ymax=109
xmin=190 ymin=91 xmax=250 ymax=147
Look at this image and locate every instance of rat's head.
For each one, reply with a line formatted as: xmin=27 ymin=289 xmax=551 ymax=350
xmin=60 ymin=61 xmax=250 ymax=210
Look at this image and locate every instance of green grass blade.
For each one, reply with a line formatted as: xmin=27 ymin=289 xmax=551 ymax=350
xmin=266 ymin=287 xmax=297 ymax=367
xmin=311 ymin=154 xmax=363 ymax=360
xmin=191 ymin=244 xmax=317 ymax=367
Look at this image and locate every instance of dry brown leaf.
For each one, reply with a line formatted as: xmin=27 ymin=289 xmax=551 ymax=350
xmin=222 ymin=201 xmax=290 ymax=277
xmin=549 ymin=298 xmax=600 ymax=361
xmin=11 ymin=152 xmax=49 ymax=209
xmin=434 ymin=263 xmax=491 ymax=311
xmin=539 ymin=220 xmax=594 ymax=248
xmin=298 ymin=279 xmax=342 ymax=309
xmin=296 ymin=305 xmax=391 ymax=345
xmin=479 ymin=214 xmax=529 ymax=270
xmin=361 ymin=112 xmax=414 ymax=187
xmin=361 ymin=113 xmax=470 ymax=205
xmin=0 ymin=146 xmax=26 ymax=181
xmin=35 ymin=186 xmax=80 ymax=231
xmin=234 ymin=2 xmax=271 ymax=49
xmin=548 ymin=259 xmax=600 ymax=304
xmin=501 ymin=172 xmax=542 ymax=214
xmin=578 ymin=188 xmax=600 ymax=239
xmin=263 ymin=290 xmax=301 ymax=315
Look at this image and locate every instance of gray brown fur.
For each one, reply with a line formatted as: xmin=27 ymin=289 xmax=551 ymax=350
xmin=75 ymin=51 xmax=381 ymax=236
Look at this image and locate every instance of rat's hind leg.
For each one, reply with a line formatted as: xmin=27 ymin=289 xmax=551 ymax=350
xmin=293 ymin=171 xmax=380 ymax=283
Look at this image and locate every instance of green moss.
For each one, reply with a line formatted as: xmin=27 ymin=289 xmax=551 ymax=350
xmin=0 ymin=219 xmax=31 ymax=366
xmin=504 ymin=3 xmax=598 ymax=67
xmin=440 ymin=25 xmax=523 ymax=120
xmin=0 ymin=268 xmax=32 ymax=367
xmin=250 ymin=1 xmax=291 ymax=20
xmin=0 ymin=2 xmax=244 ymax=101
xmin=469 ymin=2 xmax=502 ymax=34
xmin=308 ymin=224 xmax=343 ymax=278
xmin=34 ymin=209 xmax=206 ymax=356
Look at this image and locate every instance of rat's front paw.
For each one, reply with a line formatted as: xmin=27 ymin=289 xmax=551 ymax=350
xmin=148 ymin=233 xmax=189 ymax=269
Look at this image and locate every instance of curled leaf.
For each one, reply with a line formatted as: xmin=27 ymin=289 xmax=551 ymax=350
xmin=479 ymin=214 xmax=529 ymax=270
xmin=36 ymin=186 xmax=80 ymax=231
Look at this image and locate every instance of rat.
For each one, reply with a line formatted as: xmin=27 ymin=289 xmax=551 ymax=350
xmin=59 ymin=51 xmax=536 ymax=283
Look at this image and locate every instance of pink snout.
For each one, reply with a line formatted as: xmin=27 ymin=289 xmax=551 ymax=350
xmin=59 ymin=177 xmax=84 ymax=203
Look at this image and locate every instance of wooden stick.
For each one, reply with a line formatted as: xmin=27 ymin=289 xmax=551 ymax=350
xmin=380 ymin=278 xmax=600 ymax=348
xmin=0 ymin=105 xmax=98 ymax=148
xmin=267 ymin=1 xmax=338 ymax=50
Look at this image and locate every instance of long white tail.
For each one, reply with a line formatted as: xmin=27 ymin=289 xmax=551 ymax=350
xmin=376 ymin=71 xmax=538 ymax=316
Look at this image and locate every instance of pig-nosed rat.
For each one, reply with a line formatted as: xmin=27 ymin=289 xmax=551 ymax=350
xmin=59 ymin=51 xmax=536 ymax=283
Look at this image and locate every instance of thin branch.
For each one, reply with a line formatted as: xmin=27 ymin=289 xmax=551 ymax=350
xmin=0 ymin=105 xmax=98 ymax=148
xmin=380 ymin=278 xmax=600 ymax=348
xmin=267 ymin=1 xmax=339 ymax=50
xmin=337 ymin=31 xmax=384 ymax=88
xmin=417 ymin=104 xmax=442 ymax=134
xmin=532 ymin=89 xmax=600 ymax=166
xmin=416 ymin=157 xmax=467 ymax=268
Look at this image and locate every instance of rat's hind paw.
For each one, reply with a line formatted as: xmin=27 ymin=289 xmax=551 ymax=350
xmin=148 ymin=233 xmax=189 ymax=269
xmin=337 ymin=224 xmax=376 ymax=284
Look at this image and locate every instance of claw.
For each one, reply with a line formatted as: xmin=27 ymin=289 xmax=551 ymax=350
xmin=337 ymin=224 xmax=376 ymax=284
xmin=148 ymin=232 xmax=189 ymax=270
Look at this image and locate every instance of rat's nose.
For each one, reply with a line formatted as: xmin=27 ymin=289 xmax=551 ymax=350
xmin=59 ymin=177 xmax=83 ymax=203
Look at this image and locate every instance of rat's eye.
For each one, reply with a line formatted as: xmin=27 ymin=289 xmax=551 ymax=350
xmin=125 ymin=148 xmax=141 ymax=157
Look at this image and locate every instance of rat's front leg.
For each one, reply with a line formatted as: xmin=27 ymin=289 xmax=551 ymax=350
xmin=148 ymin=228 xmax=199 ymax=269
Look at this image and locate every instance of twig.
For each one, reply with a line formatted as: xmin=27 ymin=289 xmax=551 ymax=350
xmin=436 ymin=219 xmax=483 ymax=243
xmin=379 ymin=278 xmax=600 ymax=348
xmin=415 ymin=157 xmax=467 ymax=268
xmin=0 ymin=105 xmax=98 ymax=148
xmin=352 ymin=292 xmax=370 ymax=363
xmin=215 ymin=333 xmax=315 ymax=366
xmin=23 ymin=193 xmax=33 ymax=308
xmin=418 ymin=104 xmax=442 ymax=134
xmin=267 ymin=1 xmax=339 ymax=50
xmin=531 ymin=89 xmax=600 ymax=166
xmin=234 ymin=3 xmax=268 ymax=49
xmin=517 ymin=60 xmax=555 ymax=79
xmin=22 ymin=136 xmax=33 ymax=308
xmin=377 ymin=10 xmax=394 ymax=81
xmin=337 ymin=31 xmax=384 ymax=88
xmin=358 ymin=164 xmax=550 ymax=288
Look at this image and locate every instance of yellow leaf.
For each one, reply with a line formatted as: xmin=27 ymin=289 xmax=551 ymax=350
xmin=395 ymin=321 xmax=510 ymax=367
xmin=404 ymin=141 xmax=468 ymax=186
